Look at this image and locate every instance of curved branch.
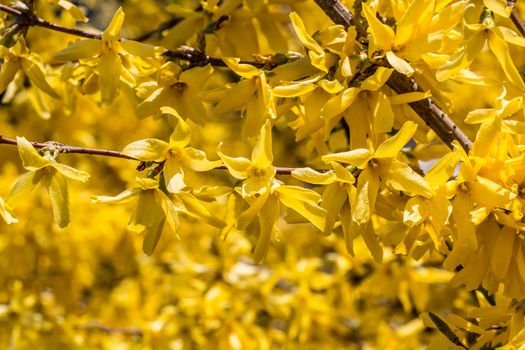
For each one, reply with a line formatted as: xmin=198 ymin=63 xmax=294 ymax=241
xmin=313 ymin=0 xmax=473 ymax=152
xmin=0 ymin=134 xmax=137 ymax=160
xmin=0 ymin=135 xmax=302 ymax=175
xmin=0 ymin=4 xmax=268 ymax=68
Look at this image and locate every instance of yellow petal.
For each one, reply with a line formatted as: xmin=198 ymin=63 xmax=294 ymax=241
xmin=361 ymin=222 xmax=384 ymax=263
xmin=275 ymin=185 xmax=326 ymax=230
xmin=331 ymin=162 xmax=356 ymax=184
xmin=291 ymin=167 xmax=336 ymax=185
xmin=212 ymin=79 xmax=257 ymax=116
xmin=251 ymin=120 xmax=273 ymax=167
xmin=340 ymin=201 xmax=354 ymax=255
xmin=488 ymin=32 xmax=525 ymax=90
xmin=360 ymin=67 xmax=393 ymax=91
xmin=16 ymin=136 xmax=51 ymax=171
xmin=491 ymin=226 xmax=515 ymax=279
xmin=0 ymin=59 xmax=20 ymax=93
xmin=128 ymin=190 xmax=160 ymax=232
xmin=53 ymin=39 xmax=102 ymax=61
xmin=394 ymin=0 xmax=435 ymax=47
xmin=217 ymin=149 xmax=251 ymax=180
xmin=372 ymin=91 xmax=395 ymax=133
xmin=135 ymin=88 xmax=170 ymax=119
xmin=352 ymin=167 xmax=379 ymax=225
xmin=21 ymin=59 xmax=60 ymax=99
xmin=157 ymin=191 xmax=180 ymax=234
xmin=182 ymin=147 xmax=222 ymax=171
xmin=289 ymin=12 xmax=324 ymax=55
xmin=237 ymin=190 xmax=270 ymax=229
xmin=471 ymin=119 xmax=501 ymax=158
xmin=102 ymin=7 xmax=125 ymax=41
xmin=362 ymin=4 xmax=395 ymax=52
xmin=45 ymin=171 xmax=70 ymax=228
xmin=322 ymin=148 xmax=373 ymax=169
xmin=483 ymin=0 xmax=512 ymax=18
xmin=272 ymin=81 xmax=318 ymax=98
xmin=164 ymin=160 xmax=186 ymax=193
xmin=436 ymin=31 xmax=485 ymax=82
xmin=452 ymin=191 xmax=477 ymax=249
xmin=142 ymin=217 xmax=166 ymax=255
xmin=386 ymin=51 xmax=414 ymax=77
xmin=383 ymin=159 xmax=433 ymax=198
xmin=464 ymin=108 xmax=498 ymax=124
xmin=122 ymin=138 xmax=170 ymax=161
xmin=8 ymin=171 xmax=43 ymax=208
xmin=321 ymin=183 xmax=347 ymax=235
xmin=92 ymin=187 xmax=141 ymax=204
xmin=0 ymin=196 xmax=17 ymax=224
xmin=374 ymin=121 xmax=417 ymax=159
xmin=253 ymin=195 xmax=279 ymax=262
xmin=52 ymin=163 xmax=90 ymax=182
xmin=177 ymin=192 xmax=225 ymax=229
xmin=424 ymin=152 xmax=459 ymax=188
xmin=98 ymin=51 xmax=121 ymax=103
xmin=321 ymin=87 xmax=359 ymax=121
xmin=119 ymin=40 xmax=164 ymax=57
xmin=161 ymin=106 xmax=191 ymax=147
xmin=57 ymin=0 xmax=88 ymax=22
xmin=223 ymin=57 xmax=260 ymax=79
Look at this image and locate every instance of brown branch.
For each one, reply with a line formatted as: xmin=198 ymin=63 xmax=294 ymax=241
xmin=0 ymin=134 xmax=137 ymax=160
xmin=0 ymin=135 xmax=302 ymax=175
xmin=511 ymin=7 xmax=525 ymax=38
xmin=0 ymin=4 xmax=267 ymax=68
xmin=313 ymin=0 xmax=473 ymax=152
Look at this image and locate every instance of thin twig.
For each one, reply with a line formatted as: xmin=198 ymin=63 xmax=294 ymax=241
xmin=0 ymin=135 xmax=302 ymax=175
xmin=511 ymin=7 xmax=525 ymax=38
xmin=0 ymin=4 xmax=267 ymax=68
xmin=313 ymin=0 xmax=473 ymax=152
xmin=0 ymin=134 xmax=137 ymax=160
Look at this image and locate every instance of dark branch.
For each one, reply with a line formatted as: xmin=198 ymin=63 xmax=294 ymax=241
xmin=0 ymin=135 xmax=301 ymax=175
xmin=0 ymin=4 xmax=270 ymax=68
xmin=0 ymin=134 xmax=137 ymax=160
xmin=511 ymin=7 xmax=525 ymax=38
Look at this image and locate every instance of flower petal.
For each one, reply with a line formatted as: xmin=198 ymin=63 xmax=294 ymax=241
xmin=322 ymin=148 xmax=373 ymax=169
xmin=53 ymin=39 xmax=102 ymax=61
xmin=374 ymin=121 xmax=417 ymax=159
xmin=102 ymin=7 xmax=125 ymax=41
xmin=16 ymin=137 xmax=51 ymax=171
xmin=122 ymin=138 xmax=170 ymax=161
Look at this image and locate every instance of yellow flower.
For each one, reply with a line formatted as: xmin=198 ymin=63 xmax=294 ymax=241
xmin=53 ymin=7 xmax=164 ymax=103
xmin=93 ymin=176 xmax=226 ymax=255
xmin=437 ymin=7 xmax=525 ymax=90
xmin=0 ymin=37 xmax=59 ymax=98
xmin=292 ymin=162 xmax=357 ymax=253
xmin=220 ymin=120 xmax=326 ymax=261
xmin=362 ymin=2 xmax=432 ymax=76
xmin=322 ymin=121 xmax=431 ymax=261
xmin=122 ymin=107 xmax=221 ymax=193
xmin=136 ymin=62 xmax=213 ymax=125
xmin=93 ymin=177 xmax=180 ymax=255
xmin=8 ymin=137 xmax=90 ymax=228
xmin=212 ymin=58 xmax=275 ymax=138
